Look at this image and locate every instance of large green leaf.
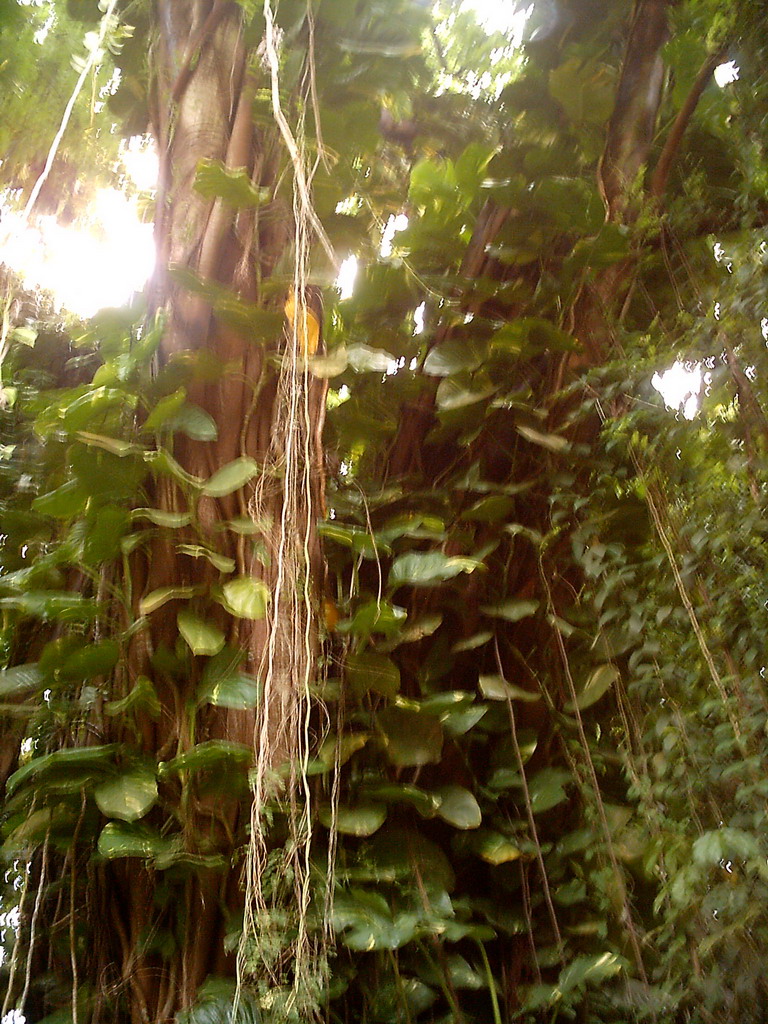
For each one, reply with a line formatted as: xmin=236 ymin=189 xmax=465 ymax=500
xmin=177 ymin=978 xmax=262 ymax=1024
xmin=193 ymin=159 xmax=270 ymax=207
xmin=7 ymin=744 xmax=119 ymax=797
xmin=389 ymin=551 xmax=481 ymax=587
xmin=516 ymin=424 xmax=570 ymax=453
xmin=200 ymin=457 xmax=261 ymax=497
xmin=177 ymin=610 xmax=226 ymax=656
xmin=378 ymin=707 xmax=443 ymax=767
xmin=346 ymin=651 xmax=401 ymax=697
xmin=94 ymin=767 xmax=158 ymax=822
xmin=0 ymin=591 xmax=98 ymax=623
xmin=359 ymin=782 xmax=441 ymax=816
xmin=317 ymin=731 xmax=370 ymax=767
xmin=423 ymin=336 xmax=486 ymax=376
xmin=433 ymin=785 xmax=482 ymax=829
xmin=478 ymin=674 xmax=540 ymax=702
xmin=143 ymin=387 xmax=187 ymax=432
xmin=318 ymin=802 xmax=387 ymax=836
xmin=528 ymin=768 xmax=572 ymax=814
xmin=564 ymin=664 xmax=619 ymax=712
xmin=97 ymin=821 xmax=174 ymax=860
xmin=59 ymin=640 xmax=120 ymax=680
xmin=0 ymin=663 xmax=43 ymax=698
xmin=480 ymin=598 xmax=539 ymax=622
xmin=471 ymin=829 xmax=523 ymax=865
xmin=219 ymin=576 xmax=270 ymax=619
xmin=557 ymin=952 xmax=624 ymax=994
xmin=32 ymin=480 xmax=89 ymax=518
xmin=436 ymin=374 xmax=495 ymax=411
xmin=159 ymin=741 xmax=251 ymax=776
xmin=347 ymin=827 xmax=455 ymax=890
xmin=197 ymin=669 xmax=260 ymax=710
xmin=139 ymin=585 xmax=202 ymax=615
xmin=166 ymin=403 xmax=218 ymax=441
xmin=105 ymin=676 xmax=161 ymax=719
xmin=332 ymin=890 xmax=419 ymax=951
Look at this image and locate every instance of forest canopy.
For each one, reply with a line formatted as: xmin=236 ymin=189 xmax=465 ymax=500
xmin=1 ymin=1 xmax=768 ymax=1023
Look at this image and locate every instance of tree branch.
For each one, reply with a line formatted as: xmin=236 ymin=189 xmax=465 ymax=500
xmin=650 ymin=47 xmax=726 ymax=199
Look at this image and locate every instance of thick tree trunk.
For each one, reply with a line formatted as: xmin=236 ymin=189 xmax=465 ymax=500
xmin=92 ymin=4 xmax=326 ymax=1019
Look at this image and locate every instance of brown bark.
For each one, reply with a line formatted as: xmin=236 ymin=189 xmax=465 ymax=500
xmin=88 ymin=4 xmax=326 ymax=1019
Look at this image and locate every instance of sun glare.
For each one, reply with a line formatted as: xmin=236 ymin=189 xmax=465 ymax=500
xmin=652 ymin=362 xmax=702 ymax=420
xmin=714 ymin=61 xmax=739 ymax=88
xmin=460 ymin=0 xmax=533 ymax=41
xmin=0 ymin=138 xmax=157 ymax=318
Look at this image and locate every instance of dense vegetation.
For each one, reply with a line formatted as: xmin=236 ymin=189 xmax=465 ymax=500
xmin=2 ymin=0 xmax=768 ymax=1022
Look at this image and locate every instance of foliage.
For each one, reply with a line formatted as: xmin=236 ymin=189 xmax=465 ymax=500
xmin=2 ymin=0 xmax=768 ymax=1022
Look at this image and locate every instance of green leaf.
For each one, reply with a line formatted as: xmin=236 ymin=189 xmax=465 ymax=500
xmin=0 ymin=663 xmax=43 ymax=698
xmin=317 ymin=732 xmax=370 ymax=767
xmin=97 ymin=821 xmax=174 ymax=860
xmin=76 ymin=431 xmax=141 ymax=457
xmin=557 ymin=952 xmax=624 ymax=994
xmin=346 ymin=651 xmax=401 ymax=698
xmin=478 ymin=674 xmax=540 ymax=702
xmin=167 ymin=403 xmax=218 ymax=441
xmin=59 ymin=640 xmax=120 ymax=680
xmin=433 ymin=785 xmax=482 ymax=829
xmin=94 ymin=767 xmax=158 ymax=822
xmin=177 ymin=978 xmax=262 ymax=1024
xmin=516 ymin=424 xmax=570 ymax=453
xmin=692 ymin=827 xmax=761 ymax=866
xmin=389 ymin=551 xmax=481 ymax=588
xmin=197 ymin=669 xmax=260 ymax=710
xmin=528 ymin=768 xmax=572 ymax=814
xmin=139 ymin=585 xmax=201 ymax=615
xmin=105 ymin=676 xmax=161 ymax=719
xmin=143 ymin=387 xmax=187 ymax=432
xmin=549 ymin=56 xmax=616 ymax=126
xmin=32 ymin=480 xmax=88 ymax=518
xmin=436 ymin=374 xmax=495 ymax=411
xmin=472 ymin=829 xmax=522 ymax=865
xmin=0 ymin=591 xmax=98 ymax=623
xmin=346 ymin=600 xmax=407 ymax=639
xmin=7 ymin=744 xmax=119 ymax=797
xmin=451 ymin=631 xmax=493 ymax=653
xmin=378 ymin=707 xmax=443 ymax=767
xmin=319 ymin=802 xmax=387 ymax=836
xmin=201 ymin=457 xmax=261 ymax=497
xmin=307 ymin=347 xmax=349 ymax=378
xmin=564 ymin=664 xmax=619 ymax=712
xmin=11 ymin=325 xmax=37 ymax=346
xmin=359 ymin=782 xmax=441 ymax=816
xmin=346 ymin=343 xmax=394 ymax=372
xmin=423 ymin=337 xmax=486 ymax=376
xmin=177 ymin=610 xmax=226 ymax=656
xmin=219 ymin=576 xmax=270 ymax=619
xmin=442 ymin=705 xmax=488 ymax=736
xmin=159 ymin=740 xmax=251 ymax=776
xmin=332 ymin=890 xmax=419 ymax=951
xmin=132 ymin=508 xmax=192 ymax=528
xmin=194 ymin=158 xmax=270 ymax=207
xmin=461 ymin=495 xmax=516 ymax=522
xmin=177 ymin=544 xmax=236 ymax=573
xmin=480 ymin=598 xmax=539 ymax=622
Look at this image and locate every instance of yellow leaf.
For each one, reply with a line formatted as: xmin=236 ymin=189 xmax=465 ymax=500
xmin=284 ymin=288 xmax=321 ymax=356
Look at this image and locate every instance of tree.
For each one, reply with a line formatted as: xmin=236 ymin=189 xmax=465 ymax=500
xmin=2 ymin=1 xmax=768 ymax=1022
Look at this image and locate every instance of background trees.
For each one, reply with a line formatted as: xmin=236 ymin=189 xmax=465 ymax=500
xmin=2 ymin=0 xmax=768 ymax=1022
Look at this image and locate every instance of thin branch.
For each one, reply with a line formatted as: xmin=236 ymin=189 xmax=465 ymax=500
xmin=650 ymin=48 xmax=726 ymax=199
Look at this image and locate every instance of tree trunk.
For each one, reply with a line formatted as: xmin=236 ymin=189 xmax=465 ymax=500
xmin=93 ymin=4 xmax=326 ymax=1019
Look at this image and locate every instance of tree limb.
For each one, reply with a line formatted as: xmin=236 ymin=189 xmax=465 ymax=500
xmin=650 ymin=47 xmax=726 ymax=199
